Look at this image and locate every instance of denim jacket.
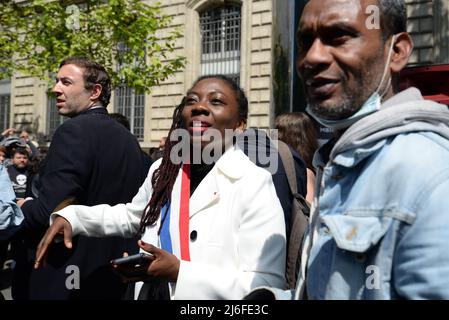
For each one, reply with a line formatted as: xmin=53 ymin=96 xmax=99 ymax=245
xmin=0 ymin=164 xmax=24 ymax=240
xmin=249 ymin=88 xmax=449 ymax=300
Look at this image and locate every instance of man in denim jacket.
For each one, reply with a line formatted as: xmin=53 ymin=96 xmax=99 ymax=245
xmin=248 ymin=0 xmax=449 ymax=300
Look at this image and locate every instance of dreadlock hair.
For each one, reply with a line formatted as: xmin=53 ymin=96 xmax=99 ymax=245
xmin=139 ymin=98 xmax=185 ymax=234
xmin=139 ymin=74 xmax=248 ymax=234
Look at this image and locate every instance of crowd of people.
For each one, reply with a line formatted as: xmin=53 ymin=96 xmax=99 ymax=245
xmin=1 ymin=129 xmax=41 ymax=300
xmin=1 ymin=0 xmax=449 ymax=300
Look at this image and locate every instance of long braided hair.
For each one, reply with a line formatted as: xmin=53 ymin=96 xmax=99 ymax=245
xmin=138 ymin=98 xmax=185 ymax=234
xmin=139 ymin=75 xmax=248 ymax=234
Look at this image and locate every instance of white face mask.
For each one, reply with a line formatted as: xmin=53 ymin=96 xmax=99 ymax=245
xmin=307 ymin=35 xmax=397 ymax=130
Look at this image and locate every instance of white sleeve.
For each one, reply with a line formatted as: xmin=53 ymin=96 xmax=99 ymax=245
xmin=50 ymin=161 xmax=159 ymax=238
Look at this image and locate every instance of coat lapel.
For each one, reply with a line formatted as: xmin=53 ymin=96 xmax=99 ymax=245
xmin=189 ymin=171 xmax=220 ymax=218
xmin=188 ymin=146 xmax=250 ymax=218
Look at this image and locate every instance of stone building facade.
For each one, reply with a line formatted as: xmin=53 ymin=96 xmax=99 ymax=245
xmin=406 ymin=0 xmax=449 ymax=65
xmin=1 ymin=0 xmax=448 ymax=148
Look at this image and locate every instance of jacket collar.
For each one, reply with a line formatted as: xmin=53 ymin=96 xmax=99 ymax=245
xmin=328 ymin=87 xmax=449 ymax=168
xmin=215 ymin=145 xmax=251 ymax=179
xmin=189 ymin=145 xmax=250 ymax=217
xmin=77 ymin=105 xmax=108 ymax=117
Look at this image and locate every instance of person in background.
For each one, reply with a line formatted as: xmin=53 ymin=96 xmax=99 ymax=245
xmin=275 ymin=112 xmax=319 ymax=203
xmin=0 ymin=135 xmax=29 ymax=168
xmin=0 ymin=162 xmax=24 ymax=300
xmin=0 ymin=146 xmax=6 ymax=164
xmin=25 ymin=153 xmax=46 ymax=199
xmin=149 ymin=147 xmax=163 ymax=162
xmin=1 ymin=128 xmax=16 ymax=142
xmin=148 ymin=136 xmax=167 ymax=162
xmin=19 ymin=129 xmax=40 ymax=160
xmin=108 ymin=112 xmax=131 ymax=131
xmin=7 ymin=148 xmax=30 ymax=201
xmin=239 ymin=128 xmax=307 ymax=239
xmin=0 ymin=128 xmax=39 ymax=161
xmin=109 ymin=112 xmax=153 ymax=178
xmin=158 ymin=136 xmax=167 ymax=152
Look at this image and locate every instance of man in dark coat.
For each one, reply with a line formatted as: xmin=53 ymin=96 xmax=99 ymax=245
xmin=15 ymin=57 xmax=146 ymax=300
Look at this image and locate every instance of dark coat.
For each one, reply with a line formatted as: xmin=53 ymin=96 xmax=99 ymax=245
xmin=239 ymin=129 xmax=307 ymax=238
xmin=17 ymin=108 xmax=147 ymax=300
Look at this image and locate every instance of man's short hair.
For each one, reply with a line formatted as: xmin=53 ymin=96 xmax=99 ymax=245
xmin=60 ymin=56 xmax=112 ymax=107
xmin=109 ymin=113 xmax=131 ymax=131
xmin=378 ymin=0 xmax=407 ymax=39
xmin=12 ymin=147 xmax=29 ymax=158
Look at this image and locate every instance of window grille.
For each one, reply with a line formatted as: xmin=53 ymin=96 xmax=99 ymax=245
xmin=0 ymin=94 xmax=10 ymax=131
xmin=115 ymin=42 xmax=145 ymax=141
xmin=115 ymin=85 xmax=145 ymax=141
xmin=46 ymin=92 xmax=66 ymax=139
xmin=200 ymin=5 xmax=241 ymax=84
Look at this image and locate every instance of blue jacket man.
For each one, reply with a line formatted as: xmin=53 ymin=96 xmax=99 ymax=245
xmin=301 ymin=89 xmax=449 ymax=299
xmin=247 ymin=0 xmax=449 ymax=299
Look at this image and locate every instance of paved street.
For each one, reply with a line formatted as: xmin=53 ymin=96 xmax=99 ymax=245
xmin=1 ymin=257 xmax=13 ymax=300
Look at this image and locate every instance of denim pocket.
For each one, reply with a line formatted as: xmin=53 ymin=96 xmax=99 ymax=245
xmin=321 ymin=214 xmax=393 ymax=253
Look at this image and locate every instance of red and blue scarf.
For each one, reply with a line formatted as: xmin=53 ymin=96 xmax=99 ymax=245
xmin=159 ymin=164 xmax=191 ymax=261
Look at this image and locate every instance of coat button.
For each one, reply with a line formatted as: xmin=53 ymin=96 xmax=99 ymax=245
xmin=190 ymin=230 xmax=197 ymax=241
xmin=355 ymin=253 xmax=366 ymax=263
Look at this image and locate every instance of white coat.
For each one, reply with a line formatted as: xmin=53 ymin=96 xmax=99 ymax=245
xmin=53 ymin=146 xmax=286 ymax=299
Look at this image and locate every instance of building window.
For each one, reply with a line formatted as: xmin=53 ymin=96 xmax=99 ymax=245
xmin=115 ymin=42 xmax=145 ymax=141
xmin=46 ymin=92 xmax=66 ymax=139
xmin=200 ymin=5 xmax=241 ymax=83
xmin=0 ymin=94 xmax=10 ymax=131
xmin=114 ymin=86 xmax=145 ymax=141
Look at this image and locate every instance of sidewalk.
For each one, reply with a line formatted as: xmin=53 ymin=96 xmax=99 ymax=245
xmin=0 ymin=260 xmax=13 ymax=300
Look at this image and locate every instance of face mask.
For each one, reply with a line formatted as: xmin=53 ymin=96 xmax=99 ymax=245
xmin=306 ymin=35 xmax=397 ymax=130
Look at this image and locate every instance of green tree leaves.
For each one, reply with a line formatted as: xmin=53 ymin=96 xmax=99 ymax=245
xmin=0 ymin=0 xmax=185 ymax=93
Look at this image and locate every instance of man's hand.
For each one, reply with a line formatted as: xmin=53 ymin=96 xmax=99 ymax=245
xmin=34 ymin=216 xmax=73 ymax=269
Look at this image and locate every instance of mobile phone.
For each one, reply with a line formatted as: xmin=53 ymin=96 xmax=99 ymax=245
xmin=110 ymin=253 xmax=153 ymax=267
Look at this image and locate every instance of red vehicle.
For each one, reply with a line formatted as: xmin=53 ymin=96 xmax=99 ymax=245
xmin=399 ymin=64 xmax=449 ymax=106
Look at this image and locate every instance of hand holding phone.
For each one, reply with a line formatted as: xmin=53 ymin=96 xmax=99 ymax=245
xmin=111 ymin=253 xmax=154 ymax=267
xmin=111 ymin=252 xmax=154 ymax=283
xmin=112 ymin=241 xmax=181 ymax=283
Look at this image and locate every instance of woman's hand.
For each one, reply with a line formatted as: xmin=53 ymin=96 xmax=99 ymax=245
xmin=111 ymin=241 xmax=180 ymax=283
xmin=111 ymin=252 xmax=155 ymax=283
xmin=139 ymin=240 xmax=180 ymax=282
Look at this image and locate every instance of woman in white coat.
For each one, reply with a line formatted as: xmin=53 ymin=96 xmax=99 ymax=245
xmin=35 ymin=75 xmax=286 ymax=300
